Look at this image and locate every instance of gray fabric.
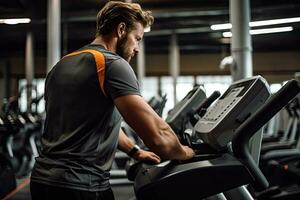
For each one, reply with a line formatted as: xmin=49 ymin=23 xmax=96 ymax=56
xmin=31 ymin=44 xmax=140 ymax=191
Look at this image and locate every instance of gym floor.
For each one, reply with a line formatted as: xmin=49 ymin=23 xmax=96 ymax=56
xmin=4 ymin=178 xmax=135 ymax=200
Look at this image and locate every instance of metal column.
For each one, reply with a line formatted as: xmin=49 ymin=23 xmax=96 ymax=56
xmin=230 ymin=0 xmax=253 ymax=81
xmin=25 ymin=31 xmax=35 ymax=112
xmin=230 ymin=0 xmax=262 ymax=168
xmin=137 ymin=39 xmax=145 ymax=90
xmin=169 ymin=33 xmax=180 ymax=105
xmin=47 ymin=0 xmax=61 ymax=72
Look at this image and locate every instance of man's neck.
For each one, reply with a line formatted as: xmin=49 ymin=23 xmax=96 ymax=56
xmin=91 ymin=35 xmax=117 ymax=53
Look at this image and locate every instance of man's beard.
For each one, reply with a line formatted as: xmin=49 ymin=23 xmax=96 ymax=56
xmin=116 ymin=35 xmax=131 ymax=62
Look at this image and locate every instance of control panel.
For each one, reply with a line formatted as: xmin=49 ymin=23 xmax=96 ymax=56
xmin=194 ymin=76 xmax=271 ymax=149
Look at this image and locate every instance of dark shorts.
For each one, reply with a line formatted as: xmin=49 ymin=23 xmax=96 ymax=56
xmin=30 ymin=181 xmax=115 ymax=200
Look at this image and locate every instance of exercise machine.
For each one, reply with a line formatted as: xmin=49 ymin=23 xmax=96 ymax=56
xmin=132 ymin=77 xmax=300 ymax=200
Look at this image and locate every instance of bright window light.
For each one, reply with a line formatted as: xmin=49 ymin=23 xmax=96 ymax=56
xmin=222 ymin=26 xmax=293 ymax=37
xmin=0 ymin=18 xmax=31 ymax=25
xmin=144 ymin=26 xmax=151 ymax=32
xmin=270 ymin=84 xmax=282 ymax=94
xmin=211 ymin=17 xmax=300 ymax=30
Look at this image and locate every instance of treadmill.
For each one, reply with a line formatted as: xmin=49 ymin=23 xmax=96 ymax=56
xmin=132 ymin=76 xmax=300 ymax=200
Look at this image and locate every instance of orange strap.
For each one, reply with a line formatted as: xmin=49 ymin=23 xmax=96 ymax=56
xmin=64 ymin=49 xmax=107 ymax=97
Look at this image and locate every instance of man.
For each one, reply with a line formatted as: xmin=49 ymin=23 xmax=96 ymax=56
xmin=30 ymin=1 xmax=194 ymax=200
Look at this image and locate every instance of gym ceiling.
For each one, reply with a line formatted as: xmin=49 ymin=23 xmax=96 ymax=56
xmin=0 ymin=0 xmax=300 ymax=57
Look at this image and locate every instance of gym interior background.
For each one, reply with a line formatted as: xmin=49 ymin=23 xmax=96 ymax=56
xmin=0 ymin=0 xmax=300 ymax=200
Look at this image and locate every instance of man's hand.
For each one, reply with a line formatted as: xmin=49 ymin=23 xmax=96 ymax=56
xmin=115 ymin=95 xmax=198 ymax=161
xmin=118 ymin=128 xmax=160 ymax=163
xmin=181 ymin=145 xmax=195 ymax=160
xmin=132 ymin=149 xmax=161 ymax=164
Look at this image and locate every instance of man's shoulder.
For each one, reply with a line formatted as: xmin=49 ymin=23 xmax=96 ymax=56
xmin=84 ymin=44 xmax=120 ymax=58
xmin=84 ymin=45 xmax=128 ymax=65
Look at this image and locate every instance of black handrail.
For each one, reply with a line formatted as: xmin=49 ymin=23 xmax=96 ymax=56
xmin=232 ymin=79 xmax=300 ymax=191
xmin=197 ymin=91 xmax=221 ymax=116
xmin=189 ymin=91 xmax=221 ymax=125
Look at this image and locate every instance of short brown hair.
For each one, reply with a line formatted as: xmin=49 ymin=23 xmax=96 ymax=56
xmin=96 ymin=1 xmax=154 ymax=36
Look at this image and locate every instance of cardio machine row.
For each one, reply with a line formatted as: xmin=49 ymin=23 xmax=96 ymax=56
xmin=0 ymin=93 xmax=44 ymax=199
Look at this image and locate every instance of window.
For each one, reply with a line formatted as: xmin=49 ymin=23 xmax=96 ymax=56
xmin=196 ymin=75 xmax=231 ymax=97
xmin=18 ymin=79 xmax=45 ymax=113
xmin=140 ymin=77 xmax=159 ymax=101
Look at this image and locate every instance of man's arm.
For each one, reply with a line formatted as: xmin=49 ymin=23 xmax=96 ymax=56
xmin=118 ymin=128 xmax=161 ymax=163
xmin=114 ymin=94 xmax=194 ymax=160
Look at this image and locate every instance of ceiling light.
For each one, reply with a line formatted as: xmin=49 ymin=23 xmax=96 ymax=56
xmin=222 ymin=31 xmax=233 ymax=37
xmin=222 ymin=26 xmax=293 ymax=37
xmin=211 ymin=23 xmax=232 ymax=30
xmin=0 ymin=18 xmax=31 ymax=25
xmin=250 ymin=26 xmax=293 ymax=35
xmin=211 ymin=17 xmax=300 ymax=30
xmin=250 ymin=17 xmax=300 ymax=27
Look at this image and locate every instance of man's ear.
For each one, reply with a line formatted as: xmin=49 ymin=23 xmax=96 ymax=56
xmin=117 ymin=22 xmax=126 ymax=38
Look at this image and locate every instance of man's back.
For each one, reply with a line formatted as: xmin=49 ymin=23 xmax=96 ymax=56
xmin=31 ymin=45 xmax=128 ymax=191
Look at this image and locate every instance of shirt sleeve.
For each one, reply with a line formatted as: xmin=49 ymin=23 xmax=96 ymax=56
xmin=104 ymin=58 xmax=141 ymax=100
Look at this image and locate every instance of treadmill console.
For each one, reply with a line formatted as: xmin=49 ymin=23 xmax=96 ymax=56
xmin=194 ymin=76 xmax=270 ymax=149
xmin=166 ymin=86 xmax=206 ymax=134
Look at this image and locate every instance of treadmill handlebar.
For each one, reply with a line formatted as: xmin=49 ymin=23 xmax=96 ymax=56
xmin=189 ymin=91 xmax=221 ymax=125
xmin=232 ymin=79 xmax=300 ymax=191
xmin=198 ymin=91 xmax=221 ymax=115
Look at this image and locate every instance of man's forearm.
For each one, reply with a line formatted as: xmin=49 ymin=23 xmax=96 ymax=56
xmin=114 ymin=95 xmax=194 ymax=161
xmin=146 ymin=120 xmax=188 ymax=160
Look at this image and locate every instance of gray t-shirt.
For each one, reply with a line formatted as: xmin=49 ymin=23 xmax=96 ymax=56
xmin=31 ymin=44 xmax=140 ymax=191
